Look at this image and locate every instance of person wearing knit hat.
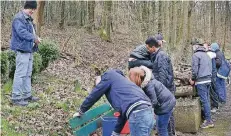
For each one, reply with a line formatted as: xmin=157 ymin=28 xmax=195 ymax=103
xmin=210 ymin=43 xmax=230 ymax=104
xmin=190 ymin=38 xmax=214 ymax=128
xmin=10 ymin=0 xmax=40 ymax=106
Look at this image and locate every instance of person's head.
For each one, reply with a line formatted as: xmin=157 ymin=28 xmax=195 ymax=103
xmin=154 ymin=33 xmax=166 ymax=46
xmin=128 ymin=67 xmax=145 ymax=87
xmin=145 ymin=37 xmax=160 ymax=53
xmin=203 ymin=42 xmax=210 ymax=51
xmin=191 ymin=38 xmax=204 ymax=51
xmin=210 ymin=43 xmax=220 ymax=52
xmin=23 ymin=1 xmax=37 ymax=16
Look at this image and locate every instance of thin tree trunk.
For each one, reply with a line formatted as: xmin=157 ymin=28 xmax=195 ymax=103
xmin=210 ymin=1 xmax=216 ymax=42
xmin=33 ymin=1 xmax=45 ymax=36
xmin=222 ymin=1 xmax=230 ymax=52
xmin=59 ymin=1 xmax=65 ymax=29
xmin=87 ymin=1 xmax=95 ymax=33
xmin=158 ymin=1 xmax=163 ymax=33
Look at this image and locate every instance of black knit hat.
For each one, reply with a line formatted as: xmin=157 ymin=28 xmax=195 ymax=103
xmin=24 ymin=1 xmax=37 ymax=9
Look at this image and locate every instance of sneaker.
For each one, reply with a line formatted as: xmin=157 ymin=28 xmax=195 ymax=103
xmin=201 ymin=120 xmax=214 ymax=128
xmin=12 ymin=99 xmax=28 ymax=106
xmin=211 ymin=107 xmax=218 ymax=113
xmin=24 ymin=96 xmax=40 ymax=102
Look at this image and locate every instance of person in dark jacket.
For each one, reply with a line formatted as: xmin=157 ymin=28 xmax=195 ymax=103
xmin=189 ymin=39 xmax=214 ymax=128
xmin=129 ymin=66 xmax=176 ymax=136
xmin=73 ymin=69 xmax=155 ymax=136
xmin=211 ymin=43 xmax=229 ymax=104
xmin=10 ymin=1 xmax=40 ymax=106
xmin=128 ymin=44 xmax=153 ymax=69
xmin=204 ymin=43 xmax=219 ymax=112
xmin=146 ymin=37 xmax=176 ymax=136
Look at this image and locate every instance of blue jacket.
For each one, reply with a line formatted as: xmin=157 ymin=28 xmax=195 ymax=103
xmin=79 ymin=69 xmax=151 ymax=133
xmin=215 ymin=49 xmax=230 ymax=79
xmin=140 ymin=66 xmax=176 ymax=115
xmin=151 ymin=48 xmax=176 ymax=93
xmin=192 ymin=46 xmax=212 ymax=83
xmin=10 ymin=11 xmax=38 ymax=53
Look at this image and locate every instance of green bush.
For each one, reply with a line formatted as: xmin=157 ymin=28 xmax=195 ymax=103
xmin=38 ymin=40 xmax=60 ymax=70
xmin=1 ymin=51 xmax=9 ymax=83
xmin=32 ymin=53 xmax=42 ymax=75
xmin=7 ymin=51 xmax=16 ymax=79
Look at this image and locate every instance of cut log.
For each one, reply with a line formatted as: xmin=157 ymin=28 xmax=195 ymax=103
xmin=175 ymin=86 xmax=196 ymax=97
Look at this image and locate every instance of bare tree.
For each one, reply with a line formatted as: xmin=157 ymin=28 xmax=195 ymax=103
xmin=33 ymin=1 xmax=45 ymax=36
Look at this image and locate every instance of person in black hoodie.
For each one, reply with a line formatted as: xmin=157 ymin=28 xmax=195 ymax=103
xmin=129 ymin=66 xmax=176 ymax=136
xmin=73 ymin=69 xmax=155 ymax=136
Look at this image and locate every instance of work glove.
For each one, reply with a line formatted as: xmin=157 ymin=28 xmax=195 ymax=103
xmin=111 ymin=131 xmax=120 ymax=136
xmin=73 ymin=112 xmax=82 ymax=118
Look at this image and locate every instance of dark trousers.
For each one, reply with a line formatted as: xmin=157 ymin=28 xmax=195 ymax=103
xmin=210 ymin=80 xmax=219 ymax=108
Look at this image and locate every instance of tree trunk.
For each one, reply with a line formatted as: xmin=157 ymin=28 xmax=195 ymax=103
xmin=87 ymin=1 xmax=95 ymax=33
xmin=59 ymin=1 xmax=65 ymax=29
xmin=158 ymin=1 xmax=163 ymax=33
xmin=105 ymin=1 xmax=112 ymax=42
xmin=210 ymin=1 xmax=216 ymax=42
xmin=33 ymin=1 xmax=45 ymax=36
xmin=222 ymin=1 xmax=230 ymax=52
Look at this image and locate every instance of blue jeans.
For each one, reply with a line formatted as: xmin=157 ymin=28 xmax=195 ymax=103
xmin=216 ymin=77 xmax=226 ymax=103
xmin=11 ymin=51 xmax=33 ymax=100
xmin=157 ymin=110 xmax=173 ymax=136
xmin=129 ymin=107 xmax=155 ymax=136
xmin=196 ymin=83 xmax=212 ymax=121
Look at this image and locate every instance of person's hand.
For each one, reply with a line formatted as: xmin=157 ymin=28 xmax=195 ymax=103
xmin=189 ymin=79 xmax=195 ymax=86
xmin=73 ymin=112 xmax=82 ymax=118
xmin=34 ymin=39 xmax=40 ymax=45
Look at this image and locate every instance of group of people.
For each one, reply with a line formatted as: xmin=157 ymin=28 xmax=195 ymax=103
xmin=9 ymin=1 xmax=230 ymax=136
xmin=189 ymin=39 xmax=230 ymax=128
xmin=73 ymin=34 xmax=177 ymax=136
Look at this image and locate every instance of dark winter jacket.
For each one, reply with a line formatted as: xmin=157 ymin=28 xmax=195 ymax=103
xmin=150 ymin=48 xmax=176 ymax=93
xmin=215 ymin=49 xmax=230 ymax=79
xmin=140 ymin=66 xmax=176 ymax=115
xmin=10 ymin=11 xmax=38 ymax=53
xmin=130 ymin=44 xmax=151 ymax=60
xmin=79 ymin=69 xmax=152 ymax=133
xmin=191 ymin=46 xmax=212 ymax=83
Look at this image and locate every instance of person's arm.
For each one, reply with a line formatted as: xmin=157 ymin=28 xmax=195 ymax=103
xmin=113 ymin=114 xmax=127 ymax=135
xmin=143 ymin=81 xmax=158 ymax=106
xmin=191 ymin=55 xmax=199 ymax=81
xmin=13 ymin=18 xmax=36 ymax=42
xmin=157 ymin=57 xmax=169 ymax=86
xmin=78 ymin=73 xmax=111 ymax=114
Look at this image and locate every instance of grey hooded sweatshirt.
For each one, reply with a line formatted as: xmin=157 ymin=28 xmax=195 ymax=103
xmin=192 ymin=46 xmax=212 ymax=84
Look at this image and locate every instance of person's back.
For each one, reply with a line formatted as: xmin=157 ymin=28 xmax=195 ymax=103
xmin=192 ymin=46 xmax=212 ymax=83
xmin=151 ymin=49 xmax=175 ymax=93
xmin=128 ymin=44 xmax=153 ymax=69
xmin=130 ymin=44 xmax=150 ymax=60
xmin=76 ymin=69 xmax=155 ymax=136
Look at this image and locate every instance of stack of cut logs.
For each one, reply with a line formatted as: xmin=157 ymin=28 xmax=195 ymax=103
xmin=174 ymin=63 xmax=196 ymax=97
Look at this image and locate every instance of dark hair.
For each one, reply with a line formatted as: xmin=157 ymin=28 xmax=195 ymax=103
xmin=145 ymin=37 xmax=160 ymax=48
xmin=24 ymin=1 xmax=37 ymax=9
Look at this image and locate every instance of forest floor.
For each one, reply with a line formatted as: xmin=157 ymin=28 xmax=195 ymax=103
xmin=1 ymin=25 xmax=231 ymax=136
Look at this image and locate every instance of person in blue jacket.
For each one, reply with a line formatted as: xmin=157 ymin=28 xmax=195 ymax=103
xmin=10 ymin=1 xmax=40 ymax=106
xmin=211 ymin=43 xmax=230 ymax=104
xmin=129 ymin=66 xmax=176 ymax=136
xmin=73 ymin=69 xmax=155 ymax=136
